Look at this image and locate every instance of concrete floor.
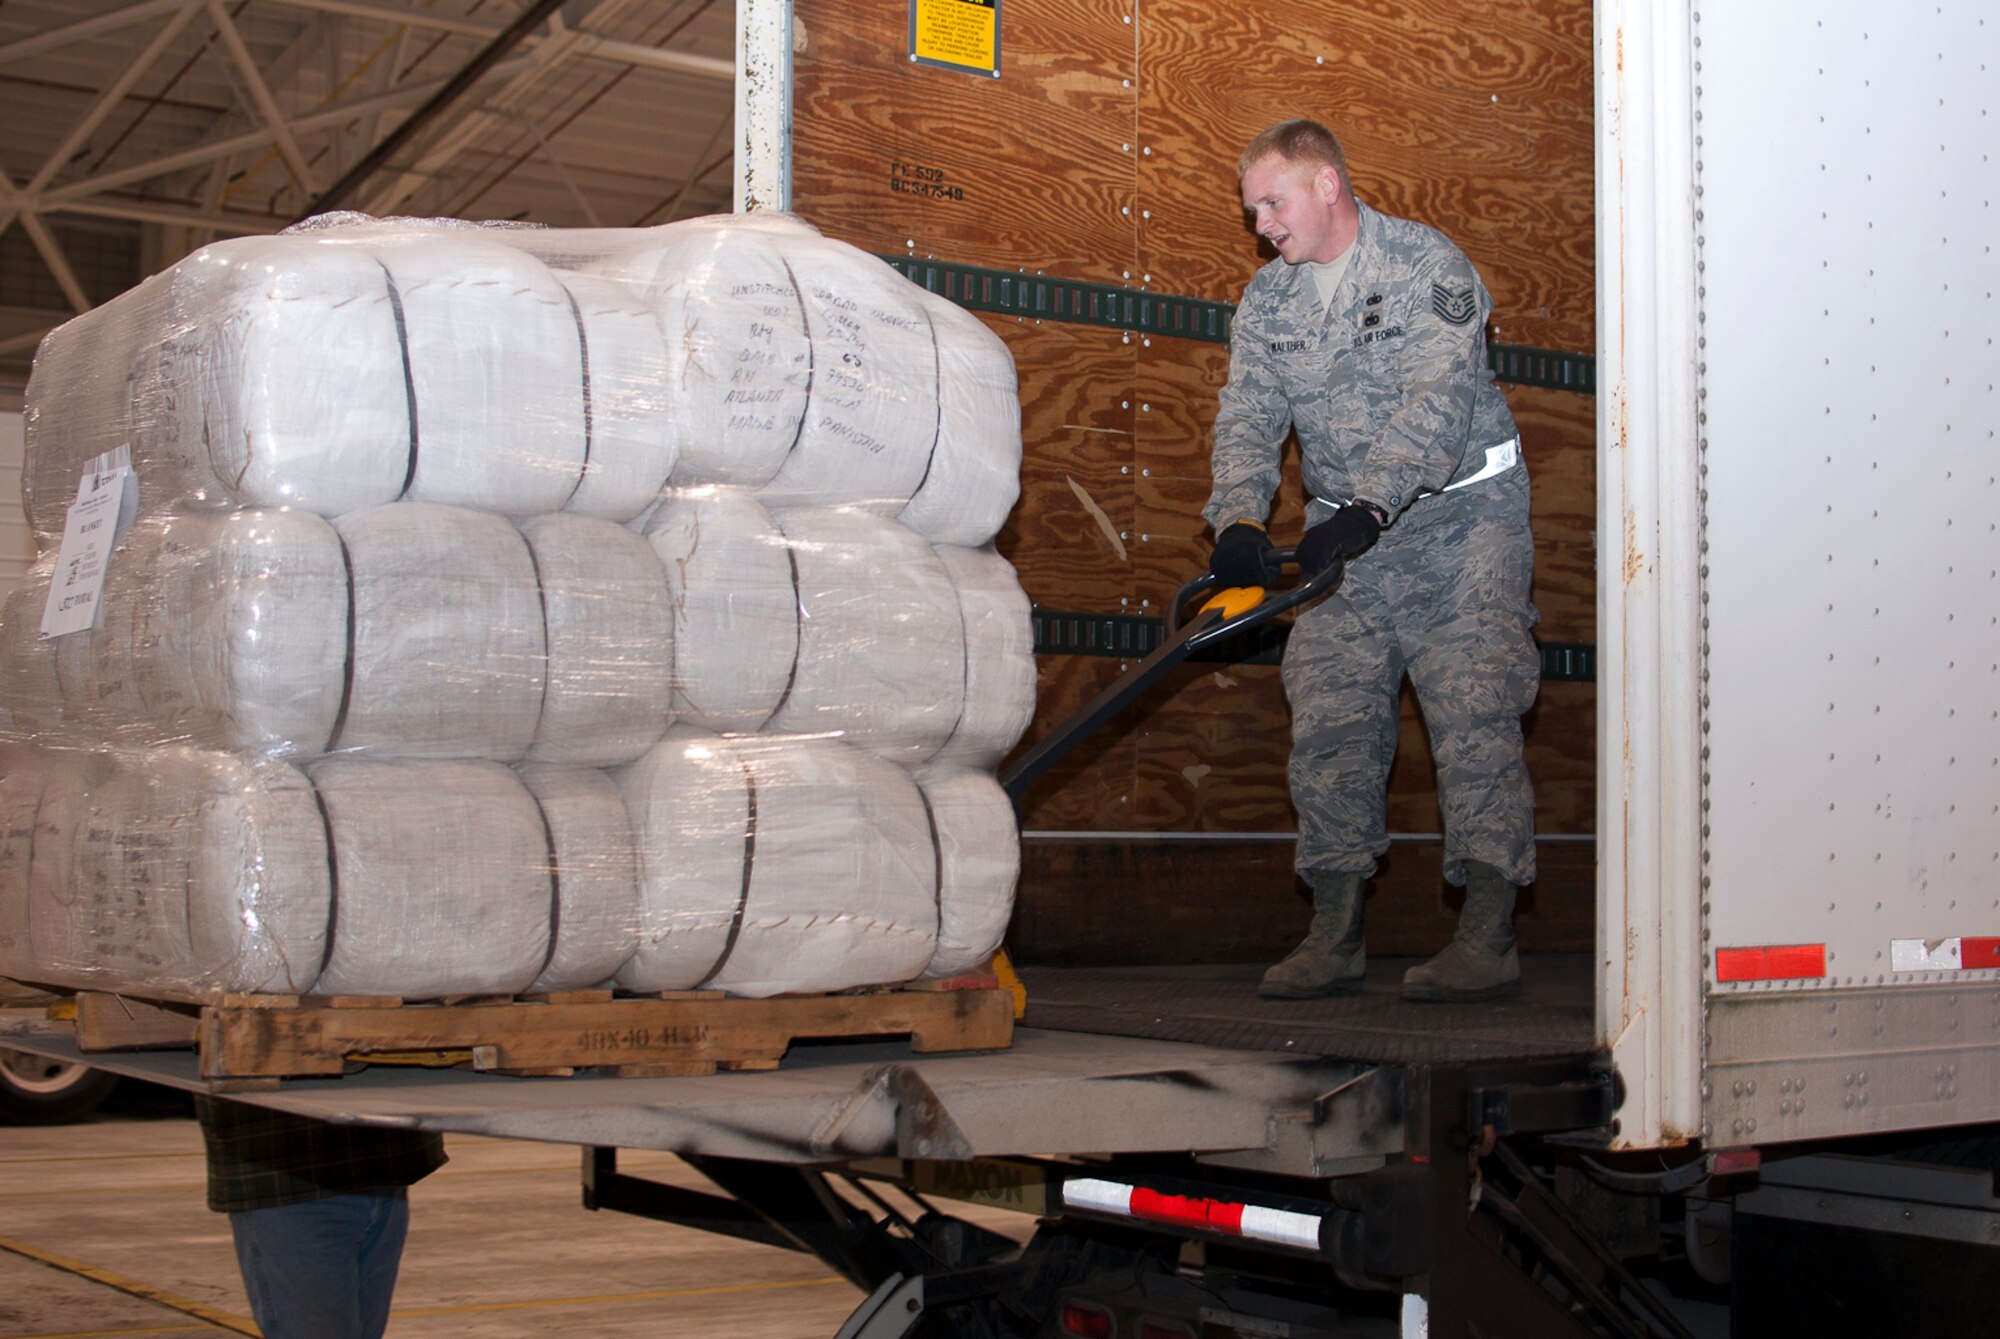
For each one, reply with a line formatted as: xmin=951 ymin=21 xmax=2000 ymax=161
xmin=0 ymin=1083 xmax=1032 ymax=1339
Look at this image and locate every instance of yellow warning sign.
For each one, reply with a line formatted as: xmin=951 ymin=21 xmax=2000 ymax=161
xmin=910 ymin=0 xmax=1000 ymax=78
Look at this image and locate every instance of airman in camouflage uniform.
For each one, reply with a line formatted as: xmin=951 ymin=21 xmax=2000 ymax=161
xmin=1204 ymin=120 xmax=1539 ymax=1003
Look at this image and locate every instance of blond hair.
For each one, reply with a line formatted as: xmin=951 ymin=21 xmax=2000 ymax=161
xmin=1239 ymin=119 xmax=1351 ymax=192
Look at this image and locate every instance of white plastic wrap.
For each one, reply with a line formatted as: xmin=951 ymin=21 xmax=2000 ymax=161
xmin=0 ymin=745 xmax=330 ymax=997
xmin=23 ymin=224 xmax=591 ymax=530
xmin=0 ymin=585 xmax=64 ymax=738
xmin=6 ymin=210 xmax=1034 ymax=1006
xmin=916 ymin=767 xmax=1021 ymax=979
xmin=605 ymin=220 xmax=813 ymax=488
xmin=20 ymin=282 xmax=160 ymax=547
xmin=755 ymin=237 xmax=942 ymax=512
xmin=703 ymin=734 xmax=937 ymax=997
xmin=769 ymin=507 xmax=965 ymax=763
xmin=308 ymin=756 xmax=551 ymax=998
xmin=556 ymin=272 xmax=679 ymax=520
xmin=369 ymin=230 xmax=587 ymax=515
xmin=613 ymin=725 xmax=751 ymax=993
xmin=929 ymin=544 xmax=1038 ymax=769
xmin=0 ymin=758 xmax=46 ymax=976
xmin=25 ymin=212 xmax=1018 ymax=537
xmin=517 ymin=764 xmax=641 ymax=992
xmin=334 ymin=501 xmax=547 ymax=761
xmin=647 ymin=488 xmax=799 ymax=734
xmin=0 ymin=510 xmax=348 ymax=756
xmin=22 ymin=237 xmax=408 ymax=544
xmin=619 ymin=728 xmax=937 ymax=998
xmin=158 ymin=235 xmax=410 ymax=520
xmin=897 ymin=291 xmax=1023 ymax=546
xmin=519 ymin=512 xmax=675 ymax=767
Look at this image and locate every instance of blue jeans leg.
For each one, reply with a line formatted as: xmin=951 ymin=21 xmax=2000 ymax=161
xmin=229 ymin=1191 xmax=411 ymax=1339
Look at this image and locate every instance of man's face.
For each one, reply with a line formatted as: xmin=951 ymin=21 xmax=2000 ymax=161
xmin=1241 ymin=153 xmax=1340 ymax=264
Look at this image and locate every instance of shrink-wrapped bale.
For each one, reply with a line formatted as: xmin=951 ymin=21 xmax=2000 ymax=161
xmin=20 ymin=297 xmax=148 ymax=546
xmin=0 ymin=510 xmax=348 ymax=756
xmin=23 ymin=212 xmax=1023 ymax=543
xmin=617 ymin=223 xmax=813 ymax=488
xmin=0 ymin=759 xmax=43 ymax=975
xmin=334 ymin=502 xmax=546 ymax=760
xmin=22 ymin=236 xmax=409 ymax=543
xmin=554 ymin=272 xmax=678 ymax=521
xmin=706 ymin=735 xmax=938 ymax=996
xmin=519 ymin=513 xmax=675 ymax=767
xmin=613 ymin=725 xmax=751 ymax=992
xmin=898 ymin=292 xmax=1022 ymax=546
xmin=4 ymin=208 xmax=1034 ymax=1010
xmin=308 ymin=756 xmax=550 ymax=998
xmin=647 ymin=490 xmax=797 ymax=733
xmin=916 ymin=767 xmax=1020 ymax=979
xmin=0 ymin=586 xmax=64 ymax=738
xmin=3 ymin=746 xmax=329 ymax=997
xmin=368 ymin=230 xmax=587 ymax=515
xmin=518 ymin=764 xmax=641 ymax=992
xmin=755 ymin=237 xmax=942 ymax=512
xmin=17 ymin=757 xmax=84 ymax=977
xmin=928 ymin=544 xmax=1037 ymax=769
xmin=619 ymin=729 xmax=937 ymax=997
xmin=769 ymin=507 xmax=964 ymax=763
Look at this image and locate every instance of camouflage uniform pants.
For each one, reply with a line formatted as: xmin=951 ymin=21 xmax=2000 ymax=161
xmin=1281 ymin=504 xmax=1539 ymax=887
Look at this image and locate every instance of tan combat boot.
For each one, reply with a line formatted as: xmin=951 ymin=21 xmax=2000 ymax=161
xmin=1401 ymin=861 xmax=1521 ymax=1002
xmin=1259 ymin=870 xmax=1367 ymax=999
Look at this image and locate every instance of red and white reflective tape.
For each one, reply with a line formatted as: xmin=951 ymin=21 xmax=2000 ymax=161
xmin=1715 ymin=943 xmax=1826 ymax=982
xmin=1720 ymin=938 xmax=2000 ymax=979
xmin=1060 ymin=1178 xmax=1325 ymax=1252
xmin=1891 ymin=937 xmax=2000 ymax=972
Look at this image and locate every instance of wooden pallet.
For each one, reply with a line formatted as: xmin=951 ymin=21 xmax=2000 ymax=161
xmin=70 ymin=983 xmax=1015 ymax=1090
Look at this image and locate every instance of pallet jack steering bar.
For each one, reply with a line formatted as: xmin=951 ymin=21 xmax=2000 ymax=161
xmin=998 ymin=548 xmax=1340 ymax=804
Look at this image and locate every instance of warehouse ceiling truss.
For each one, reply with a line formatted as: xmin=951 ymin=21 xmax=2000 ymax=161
xmin=0 ymin=0 xmax=738 ymax=373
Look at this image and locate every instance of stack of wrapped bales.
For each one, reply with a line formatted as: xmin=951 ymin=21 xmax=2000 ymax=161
xmin=0 ymin=212 xmax=1033 ymax=1002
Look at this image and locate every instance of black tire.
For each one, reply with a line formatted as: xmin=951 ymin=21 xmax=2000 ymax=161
xmin=0 ymin=1045 xmax=119 ymax=1124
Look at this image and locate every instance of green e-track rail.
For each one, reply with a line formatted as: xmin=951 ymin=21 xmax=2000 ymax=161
xmin=879 ymin=254 xmax=1595 ymax=395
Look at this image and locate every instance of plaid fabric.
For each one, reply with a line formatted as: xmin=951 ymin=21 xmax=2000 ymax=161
xmin=194 ymin=1096 xmax=448 ymax=1213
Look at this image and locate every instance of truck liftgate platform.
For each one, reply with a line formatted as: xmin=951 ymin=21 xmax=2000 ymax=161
xmin=6 ymin=957 xmax=1651 ymax=1339
xmin=1 ymin=959 xmax=1601 ymax=1165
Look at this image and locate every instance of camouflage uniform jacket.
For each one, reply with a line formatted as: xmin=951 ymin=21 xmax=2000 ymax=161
xmin=1204 ymin=202 xmax=1522 ymax=532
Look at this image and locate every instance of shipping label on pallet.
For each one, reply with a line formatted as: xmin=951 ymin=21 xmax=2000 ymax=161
xmin=39 ymin=449 xmax=137 ymax=639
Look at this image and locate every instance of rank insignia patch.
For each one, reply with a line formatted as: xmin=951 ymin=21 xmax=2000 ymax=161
xmin=1431 ymin=283 xmax=1477 ymax=325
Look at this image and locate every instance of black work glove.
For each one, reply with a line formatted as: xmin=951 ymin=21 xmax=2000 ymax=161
xmin=1209 ymin=520 xmax=1278 ymax=588
xmin=1296 ymin=503 xmax=1383 ymax=578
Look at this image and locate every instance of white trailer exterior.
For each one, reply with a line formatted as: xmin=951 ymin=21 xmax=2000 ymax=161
xmin=1600 ymin=0 xmax=2000 ymax=1150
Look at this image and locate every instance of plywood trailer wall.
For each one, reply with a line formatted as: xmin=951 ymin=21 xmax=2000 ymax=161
xmin=791 ymin=0 xmax=1595 ymax=961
